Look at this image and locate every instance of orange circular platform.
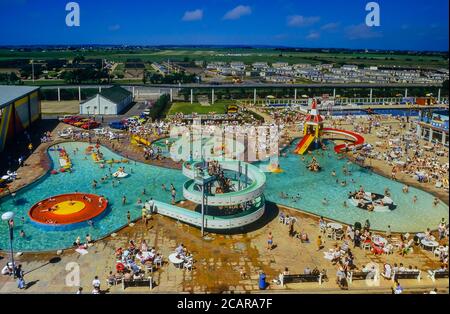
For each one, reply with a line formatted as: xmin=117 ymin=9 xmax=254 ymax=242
xmin=28 ymin=193 xmax=108 ymax=230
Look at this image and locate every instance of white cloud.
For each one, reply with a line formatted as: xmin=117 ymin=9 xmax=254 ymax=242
xmin=321 ymin=22 xmax=340 ymax=31
xmin=182 ymin=9 xmax=203 ymax=22
xmin=345 ymin=24 xmax=382 ymax=40
xmin=223 ymin=5 xmax=252 ymax=20
xmin=306 ymin=31 xmax=320 ymax=40
xmin=287 ymin=15 xmax=320 ymax=27
xmin=108 ymin=24 xmax=121 ymax=31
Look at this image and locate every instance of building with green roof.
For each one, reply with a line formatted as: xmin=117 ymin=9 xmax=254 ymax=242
xmin=79 ymin=86 xmax=132 ymax=115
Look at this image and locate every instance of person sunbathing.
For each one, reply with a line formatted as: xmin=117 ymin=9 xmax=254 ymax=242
xmin=355 ymin=191 xmax=364 ymax=199
xmin=41 ymin=205 xmax=59 ymax=213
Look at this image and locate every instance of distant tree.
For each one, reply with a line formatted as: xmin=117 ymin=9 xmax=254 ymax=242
xmin=142 ymin=70 xmax=148 ymax=84
xmin=9 ymin=72 xmax=19 ymax=83
xmin=61 ymin=70 xmax=75 ymax=83
xmin=73 ymin=55 xmax=85 ymax=63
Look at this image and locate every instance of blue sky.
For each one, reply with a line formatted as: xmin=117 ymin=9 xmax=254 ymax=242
xmin=0 ymin=0 xmax=448 ymax=50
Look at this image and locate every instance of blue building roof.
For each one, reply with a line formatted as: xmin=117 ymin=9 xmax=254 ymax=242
xmin=0 ymin=85 xmax=40 ymax=109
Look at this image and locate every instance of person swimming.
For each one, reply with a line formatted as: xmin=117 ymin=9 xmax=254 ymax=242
xmin=279 ymin=192 xmax=289 ymax=199
xmin=433 ymin=197 xmax=440 ymax=207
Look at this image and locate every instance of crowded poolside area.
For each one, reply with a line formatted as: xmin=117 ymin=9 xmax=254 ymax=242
xmin=0 ymin=102 xmax=449 ymax=294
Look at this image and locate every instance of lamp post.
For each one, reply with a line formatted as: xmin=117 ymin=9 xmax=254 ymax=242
xmin=1 ymin=211 xmax=15 ymax=278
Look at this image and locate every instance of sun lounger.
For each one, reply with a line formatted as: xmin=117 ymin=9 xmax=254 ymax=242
xmin=75 ymin=248 xmax=89 ymax=255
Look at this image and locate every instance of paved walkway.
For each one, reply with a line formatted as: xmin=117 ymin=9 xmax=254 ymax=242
xmin=0 ymin=204 xmax=447 ymax=293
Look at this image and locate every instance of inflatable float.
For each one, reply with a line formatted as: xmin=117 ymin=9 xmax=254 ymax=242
xmin=113 ymin=169 xmax=129 ymax=178
xmin=58 ymin=149 xmax=72 ymax=169
xmin=348 ymin=192 xmax=396 ymax=212
xmin=92 ymin=152 xmax=104 ymax=163
xmin=131 ymin=135 xmax=151 ymax=146
xmin=267 ymin=164 xmax=283 ymax=173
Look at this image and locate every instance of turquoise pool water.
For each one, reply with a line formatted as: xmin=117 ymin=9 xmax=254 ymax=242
xmin=259 ymin=139 xmax=449 ymax=233
xmin=0 ymin=140 xmax=448 ymax=252
xmin=0 ymin=142 xmax=185 ymax=252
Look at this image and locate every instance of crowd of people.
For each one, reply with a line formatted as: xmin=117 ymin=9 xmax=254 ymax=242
xmin=316 ymin=215 xmax=449 ymax=290
xmin=342 ymin=115 xmax=449 ymax=190
xmin=112 ymin=240 xmax=163 ymax=286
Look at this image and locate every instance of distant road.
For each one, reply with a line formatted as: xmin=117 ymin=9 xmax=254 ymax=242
xmin=39 ymin=82 xmax=443 ymax=90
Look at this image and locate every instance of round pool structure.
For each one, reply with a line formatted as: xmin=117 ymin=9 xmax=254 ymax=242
xmin=28 ymin=193 xmax=108 ymax=231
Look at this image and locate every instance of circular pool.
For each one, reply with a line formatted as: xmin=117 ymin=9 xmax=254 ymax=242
xmin=28 ymin=193 xmax=108 ymax=231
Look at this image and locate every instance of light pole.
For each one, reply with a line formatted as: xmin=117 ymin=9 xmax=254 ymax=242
xmin=1 ymin=211 xmax=15 ymax=278
xmin=31 ymin=59 xmax=35 ymax=83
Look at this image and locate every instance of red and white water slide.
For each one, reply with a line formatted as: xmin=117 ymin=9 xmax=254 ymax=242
xmin=322 ymin=128 xmax=365 ymax=153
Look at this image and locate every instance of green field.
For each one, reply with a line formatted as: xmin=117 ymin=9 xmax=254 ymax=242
xmin=0 ymin=48 xmax=447 ymax=69
xmin=168 ymin=101 xmax=234 ymax=115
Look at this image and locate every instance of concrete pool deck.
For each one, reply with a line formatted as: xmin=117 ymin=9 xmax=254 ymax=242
xmin=0 ymin=203 xmax=448 ymax=293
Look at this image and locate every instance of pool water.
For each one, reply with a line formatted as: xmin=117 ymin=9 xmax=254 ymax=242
xmin=0 ymin=142 xmax=186 ymax=252
xmin=1 ymin=140 xmax=448 ymax=251
xmin=152 ymin=137 xmax=246 ymax=160
xmin=258 ymin=139 xmax=449 ymax=233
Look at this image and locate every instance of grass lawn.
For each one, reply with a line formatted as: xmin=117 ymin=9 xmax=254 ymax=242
xmin=168 ymin=100 xmax=234 ymax=115
xmin=1 ymin=48 xmax=447 ymax=69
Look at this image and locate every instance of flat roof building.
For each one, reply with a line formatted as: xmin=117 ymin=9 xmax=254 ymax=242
xmin=0 ymin=85 xmax=41 ymax=152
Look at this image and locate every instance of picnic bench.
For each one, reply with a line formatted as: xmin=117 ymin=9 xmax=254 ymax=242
xmin=122 ymin=276 xmax=154 ymax=290
xmin=427 ymin=270 xmax=449 ymax=282
xmin=392 ymin=271 xmax=421 ymax=282
xmin=347 ymin=271 xmax=374 ymax=284
xmin=279 ymin=273 xmax=326 ymax=286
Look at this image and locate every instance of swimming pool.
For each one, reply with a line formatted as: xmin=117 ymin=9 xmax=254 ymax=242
xmin=0 ymin=142 xmax=186 ymax=252
xmin=0 ymin=139 xmax=448 ymax=251
xmin=258 ymin=139 xmax=449 ymax=233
